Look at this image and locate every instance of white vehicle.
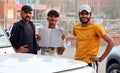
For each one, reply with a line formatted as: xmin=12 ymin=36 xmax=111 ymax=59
xmin=0 ymin=25 xmax=96 ymax=73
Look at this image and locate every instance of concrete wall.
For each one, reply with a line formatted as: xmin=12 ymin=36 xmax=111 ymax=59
xmin=66 ymin=34 xmax=120 ymax=48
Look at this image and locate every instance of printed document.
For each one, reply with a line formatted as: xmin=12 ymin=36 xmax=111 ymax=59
xmin=38 ymin=28 xmax=63 ymax=47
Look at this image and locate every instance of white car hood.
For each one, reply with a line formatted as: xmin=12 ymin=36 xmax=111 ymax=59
xmin=0 ymin=47 xmax=15 ymax=54
xmin=0 ymin=53 xmax=90 ymax=73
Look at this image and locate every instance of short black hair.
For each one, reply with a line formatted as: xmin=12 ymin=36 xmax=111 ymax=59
xmin=21 ymin=5 xmax=32 ymax=12
xmin=47 ymin=10 xmax=59 ymax=17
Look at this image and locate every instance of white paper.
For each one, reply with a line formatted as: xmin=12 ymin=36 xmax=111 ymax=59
xmin=38 ymin=28 xmax=63 ymax=47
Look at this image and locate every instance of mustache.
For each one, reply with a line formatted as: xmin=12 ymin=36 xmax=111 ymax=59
xmin=80 ymin=18 xmax=90 ymax=24
xmin=25 ymin=16 xmax=30 ymax=19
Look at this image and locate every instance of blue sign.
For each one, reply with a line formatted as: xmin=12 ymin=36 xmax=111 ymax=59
xmin=94 ymin=18 xmax=103 ymax=24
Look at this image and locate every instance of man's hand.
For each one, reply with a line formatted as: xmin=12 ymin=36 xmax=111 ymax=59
xmin=49 ymin=49 xmax=55 ymax=54
xmin=48 ymin=47 xmax=55 ymax=54
xmin=62 ymin=34 xmax=65 ymax=40
xmin=57 ymin=47 xmax=65 ymax=55
xmin=36 ymin=34 xmax=41 ymax=41
xmin=89 ymin=54 xmax=99 ymax=62
xmin=18 ymin=45 xmax=29 ymax=53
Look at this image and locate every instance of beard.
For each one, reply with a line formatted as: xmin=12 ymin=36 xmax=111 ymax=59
xmin=80 ymin=17 xmax=90 ymax=24
xmin=22 ymin=16 xmax=31 ymax=21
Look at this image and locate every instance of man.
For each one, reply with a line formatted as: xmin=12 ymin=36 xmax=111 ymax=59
xmin=40 ymin=10 xmax=65 ymax=56
xmin=9 ymin=5 xmax=38 ymax=54
xmin=73 ymin=4 xmax=115 ymax=72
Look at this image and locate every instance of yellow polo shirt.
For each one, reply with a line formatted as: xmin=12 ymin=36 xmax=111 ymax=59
xmin=73 ymin=22 xmax=106 ymax=63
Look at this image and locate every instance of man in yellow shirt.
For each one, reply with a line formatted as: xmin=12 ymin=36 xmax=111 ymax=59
xmin=73 ymin=4 xmax=115 ymax=73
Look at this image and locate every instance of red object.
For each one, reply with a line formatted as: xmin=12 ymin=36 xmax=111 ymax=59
xmin=16 ymin=4 xmax=23 ymax=11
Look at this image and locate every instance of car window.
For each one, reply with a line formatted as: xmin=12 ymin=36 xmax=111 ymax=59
xmin=0 ymin=25 xmax=11 ymax=48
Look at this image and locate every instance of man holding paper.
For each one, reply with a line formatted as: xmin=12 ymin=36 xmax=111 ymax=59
xmin=38 ymin=10 xmax=65 ymax=56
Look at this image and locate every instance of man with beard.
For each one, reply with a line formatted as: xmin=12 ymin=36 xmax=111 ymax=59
xmin=9 ymin=5 xmax=38 ymax=54
xmin=73 ymin=4 xmax=115 ymax=73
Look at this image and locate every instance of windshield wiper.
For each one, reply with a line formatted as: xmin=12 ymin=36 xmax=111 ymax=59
xmin=0 ymin=46 xmax=11 ymax=48
xmin=0 ymin=34 xmax=4 ymax=37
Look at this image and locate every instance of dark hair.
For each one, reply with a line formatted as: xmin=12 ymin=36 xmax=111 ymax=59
xmin=21 ymin=5 xmax=32 ymax=12
xmin=47 ymin=10 xmax=59 ymax=17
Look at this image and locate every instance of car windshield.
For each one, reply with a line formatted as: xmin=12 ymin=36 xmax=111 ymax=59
xmin=0 ymin=25 xmax=11 ymax=48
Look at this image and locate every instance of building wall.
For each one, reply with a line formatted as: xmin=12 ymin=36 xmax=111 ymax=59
xmin=66 ymin=34 xmax=120 ymax=48
xmin=0 ymin=3 xmax=4 ymax=19
xmin=0 ymin=0 xmax=17 ymax=29
xmin=87 ymin=0 xmax=108 ymax=14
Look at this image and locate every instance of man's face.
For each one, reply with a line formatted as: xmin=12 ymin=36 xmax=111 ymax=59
xmin=21 ymin=11 xmax=32 ymax=22
xmin=79 ymin=10 xmax=91 ymax=25
xmin=47 ymin=15 xmax=59 ymax=26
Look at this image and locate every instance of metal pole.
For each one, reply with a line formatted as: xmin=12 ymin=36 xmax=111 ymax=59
xmin=76 ymin=0 xmax=78 ymax=23
xmin=26 ymin=0 xmax=28 ymax=5
xmin=98 ymin=0 xmax=99 ymax=17
xmin=34 ymin=1 xmax=36 ymax=20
